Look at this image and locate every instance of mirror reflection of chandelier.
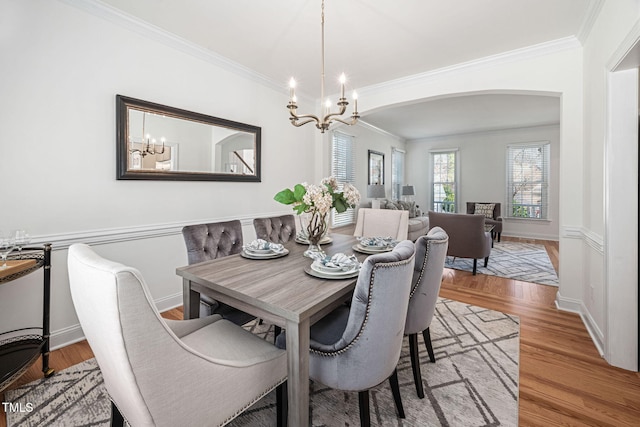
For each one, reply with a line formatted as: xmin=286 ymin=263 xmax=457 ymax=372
xmin=287 ymin=0 xmax=360 ymax=133
xmin=129 ymin=112 xmax=165 ymax=157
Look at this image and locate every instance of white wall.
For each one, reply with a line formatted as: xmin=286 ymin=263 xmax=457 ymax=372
xmin=581 ymin=0 xmax=640 ymax=370
xmin=406 ymin=124 xmax=560 ymax=240
xmin=0 ymin=0 xmax=315 ymax=347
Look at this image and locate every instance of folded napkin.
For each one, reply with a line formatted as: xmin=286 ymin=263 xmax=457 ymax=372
xmin=357 ymin=236 xmax=398 ymax=248
xmin=244 ymin=239 xmax=284 ymax=252
xmin=320 ymin=253 xmax=360 ymax=270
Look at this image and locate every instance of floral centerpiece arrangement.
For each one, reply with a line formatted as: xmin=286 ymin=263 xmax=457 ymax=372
xmin=274 ymin=176 xmax=360 ymax=256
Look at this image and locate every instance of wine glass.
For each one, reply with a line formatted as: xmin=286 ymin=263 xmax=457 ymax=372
xmin=0 ymin=232 xmax=16 ymax=270
xmin=14 ymin=229 xmax=31 ymax=257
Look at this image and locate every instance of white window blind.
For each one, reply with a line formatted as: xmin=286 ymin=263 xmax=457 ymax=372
xmin=331 ymin=131 xmax=356 ymax=227
xmin=391 ymin=148 xmax=405 ymax=201
xmin=430 ymin=150 xmax=458 ymax=212
xmin=506 ymin=142 xmax=550 ymax=219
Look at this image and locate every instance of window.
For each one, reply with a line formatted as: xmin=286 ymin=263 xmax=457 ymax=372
xmin=391 ymin=148 xmax=405 ymax=200
xmin=506 ymin=142 xmax=550 ymax=219
xmin=431 ymin=150 xmax=458 ymax=212
xmin=331 ymin=131 xmax=356 ymax=227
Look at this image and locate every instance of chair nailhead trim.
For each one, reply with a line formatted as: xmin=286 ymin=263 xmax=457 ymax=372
xmin=310 ymin=254 xmax=416 ymax=357
xmin=409 ymin=238 xmax=447 ymax=297
xmin=219 ymin=377 xmax=286 ymax=426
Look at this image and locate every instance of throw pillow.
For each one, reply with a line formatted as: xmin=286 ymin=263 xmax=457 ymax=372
xmin=474 ymin=203 xmax=495 ymax=219
xmin=395 ymin=200 xmax=417 ymax=218
xmin=384 ymin=200 xmax=399 ymax=210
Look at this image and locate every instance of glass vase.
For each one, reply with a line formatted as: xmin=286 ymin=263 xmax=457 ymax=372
xmin=303 ymin=211 xmax=328 ymax=259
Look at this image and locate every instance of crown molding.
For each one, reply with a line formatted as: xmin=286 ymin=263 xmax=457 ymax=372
xmin=576 ymin=0 xmax=605 ymax=45
xmin=59 ymin=0 xmax=583 ymax=106
xmin=355 ymin=120 xmax=405 ymax=142
xmin=607 ymin=17 xmax=640 ymax=71
xmin=57 ymin=0 xmax=311 ymax=100
xmin=359 ymin=36 xmax=582 ymax=97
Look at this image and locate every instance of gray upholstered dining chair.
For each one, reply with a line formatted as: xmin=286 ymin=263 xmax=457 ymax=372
xmin=253 ymin=214 xmax=297 ymax=244
xmin=276 ymin=240 xmax=416 ymax=426
xmin=405 ymin=227 xmax=449 ymax=398
xmin=67 ymin=243 xmax=287 ymax=427
xmin=181 ymin=220 xmax=254 ymax=325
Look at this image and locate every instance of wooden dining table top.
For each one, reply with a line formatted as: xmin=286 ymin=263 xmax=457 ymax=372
xmin=175 ymin=233 xmax=370 ymax=325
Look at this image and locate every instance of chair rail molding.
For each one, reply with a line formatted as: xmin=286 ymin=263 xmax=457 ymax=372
xmin=561 ymin=225 xmax=604 ymax=254
xmin=30 ymin=211 xmax=294 ymax=251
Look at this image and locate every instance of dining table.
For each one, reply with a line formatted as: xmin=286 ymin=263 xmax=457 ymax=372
xmin=176 ymin=232 xmax=372 ymax=426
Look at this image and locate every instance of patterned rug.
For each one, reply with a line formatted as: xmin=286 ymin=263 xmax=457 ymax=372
xmin=5 ymin=299 xmax=519 ymax=427
xmin=445 ymin=241 xmax=558 ymax=285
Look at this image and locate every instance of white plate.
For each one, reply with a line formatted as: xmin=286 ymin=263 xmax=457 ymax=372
xmin=311 ymin=261 xmax=358 ymax=275
xmin=295 ymin=235 xmax=333 ymax=245
xmin=352 ymin=244 xmax=392 ymax=254
xmin=240 ymin=248 xmax=289 ymax=260
xmin=304 ymin=265 xmax=360 ymax=280
xmin=244 ymin=247 xmax=274 ymax=254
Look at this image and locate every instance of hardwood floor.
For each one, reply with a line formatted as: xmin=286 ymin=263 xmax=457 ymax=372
xmin=1 ymin=237 xmax=639 ymax=426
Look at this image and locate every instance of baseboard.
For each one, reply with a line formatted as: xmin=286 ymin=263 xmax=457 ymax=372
xmin=579 ymin=304 xmax=605 ymax=357
xmin=50 ymin=292 xmax=184 ymax=350
xmin=502 ymin=231 xmax=559 ymax=241
xmin=50 ymin=324 xmax=86 ymax=351
xmin=555 ymin=291 xmax=605 ymax=358
xmin=555 ymin=291 xmax=582 ymax=313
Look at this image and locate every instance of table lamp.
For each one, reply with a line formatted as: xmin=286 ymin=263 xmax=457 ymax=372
xmin=367 ymin=184 xmax=386 ymax=209
xmin=402 ymin=185 xmax=415 ymax=201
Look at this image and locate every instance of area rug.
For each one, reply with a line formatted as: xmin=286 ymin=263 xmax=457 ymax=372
xmin=5 ymin=299 xmax=519 ymax=427
xmin=445 ymin=241 xmax=558 ymax=285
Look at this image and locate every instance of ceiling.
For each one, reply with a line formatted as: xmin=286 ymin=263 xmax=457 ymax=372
xmin=99 ymin=0 xmax=592 ymax=139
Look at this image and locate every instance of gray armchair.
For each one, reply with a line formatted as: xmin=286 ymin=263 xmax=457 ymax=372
xmin=277 ymin=241 xmax=416 ymax=426
xmin=67 ymin=244 xmax=287 ymax=427
xmin=405 ymin=227 xmax=449 ymax=398
xmin=428 ymin=211 xmax=492 ymax=275
xmin=253 ymin=214 xmax=297 ymax=243
xmin=182 ymin=220 xmax=254 ymax=325
xmin=466 ymin=202 xmax=503 ymax=241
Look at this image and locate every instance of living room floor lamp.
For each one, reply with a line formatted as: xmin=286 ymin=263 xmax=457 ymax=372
xmin=368 ymin=184 xmax=386 ymax=209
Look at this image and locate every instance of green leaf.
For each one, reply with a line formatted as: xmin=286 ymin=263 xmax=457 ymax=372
xmin=293 ymin=184 xmax=306 ymax=202
xmin=274 ymin=188 xmax=295 ymax=205
xmin=294 ymin=204 xmax=307 ymax=215
xmin=334 ymin=198 xmax=347 ymax=213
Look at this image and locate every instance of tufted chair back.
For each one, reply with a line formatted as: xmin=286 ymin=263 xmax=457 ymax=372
xmin=182 ymin=220 xmax=243 ymax=264
xmin=253 ymin=215 xmax=296 ymax=244
xmin=181 ymin=220 xmax=254 ymax=325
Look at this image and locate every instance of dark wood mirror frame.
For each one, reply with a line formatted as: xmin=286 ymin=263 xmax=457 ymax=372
xmin=116 ymin=95 xmax=261 ymax=181
xmin=368 ymin=150 xmax=385 ymax=185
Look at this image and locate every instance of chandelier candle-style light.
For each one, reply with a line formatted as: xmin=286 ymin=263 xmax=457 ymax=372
xmin=287 ymin=0 xmax=359 ymax=133
xmin=129 ymin=112 xmax=165 ymax=157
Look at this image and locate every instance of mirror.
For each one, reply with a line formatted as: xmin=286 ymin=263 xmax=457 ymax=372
xmin=116 ymin=95 xmax=261 ymax=181
xmin=368 ymin=150 xmax=384 ymax=185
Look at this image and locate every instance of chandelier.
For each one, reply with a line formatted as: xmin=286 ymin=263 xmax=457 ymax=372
xmin=129 ymin=112 xmax=165 ymax=157
xmin=287 ymin=0 xmax=359 ymax=133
